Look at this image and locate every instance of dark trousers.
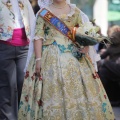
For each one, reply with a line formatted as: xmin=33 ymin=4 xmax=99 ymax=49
xmin=0 ymin=43 xmax=28 ymax=120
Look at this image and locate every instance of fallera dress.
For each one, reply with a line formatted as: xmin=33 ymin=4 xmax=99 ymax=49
xmin=18 ymin=4 xmax=115 ymax=120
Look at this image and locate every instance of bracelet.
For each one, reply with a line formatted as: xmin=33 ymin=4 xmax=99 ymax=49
xmin=35 ymin=58 xmax=41 ymax=62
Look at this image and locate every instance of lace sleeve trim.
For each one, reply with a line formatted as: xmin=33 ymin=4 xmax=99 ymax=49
xmin=34 ymin=36 xmax=46 ymax=41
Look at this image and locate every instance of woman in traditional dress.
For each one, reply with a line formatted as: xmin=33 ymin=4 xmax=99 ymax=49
xmin=18 ymin=0 xmax=115 ymax=119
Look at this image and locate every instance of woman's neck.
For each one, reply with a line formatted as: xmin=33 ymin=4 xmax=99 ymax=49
xmin=52 ymin=1 xmax=66 ymax=8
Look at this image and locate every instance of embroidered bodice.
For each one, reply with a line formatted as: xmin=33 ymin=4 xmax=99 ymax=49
xmin=34 ymin=4 xmax=83 ymax=53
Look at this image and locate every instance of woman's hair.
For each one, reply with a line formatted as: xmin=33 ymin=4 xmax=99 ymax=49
xmin=110 ymin=31 xmax=120 ymax=46
xmin=101 ymin=31 xmax=120 ymax=60
xmin=107 ymin=25 xmax=120 ymax=37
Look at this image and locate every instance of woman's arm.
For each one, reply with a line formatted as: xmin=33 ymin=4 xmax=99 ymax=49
xmin=34 ymin=39 xmax=42 ymax=60
xmin=34 ymin=39 xmax=43 ymax=76
xmin=80 ymin=46 xmax=89 ymax=54
xmin=33 ymin=12 xmax=45 ymax=76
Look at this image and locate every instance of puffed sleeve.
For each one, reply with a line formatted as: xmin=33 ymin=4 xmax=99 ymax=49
xmin=76 ymin=9 xmax=89 ymax=26
xmin=34 ymin=12 xmax=45 ymax=41
xmin=80 ymin=10 xmax=89 ymax=24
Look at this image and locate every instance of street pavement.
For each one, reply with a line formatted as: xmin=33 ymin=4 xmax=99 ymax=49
xmin=113 ymin=107 xmax=120 ymax=120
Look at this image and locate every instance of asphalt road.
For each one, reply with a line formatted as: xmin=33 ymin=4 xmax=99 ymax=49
xmin=113 ymin=107 xmax=120 ymax=120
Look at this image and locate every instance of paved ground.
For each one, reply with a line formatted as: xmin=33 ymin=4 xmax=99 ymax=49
xmin=113 ymin=107 xmax=120 ymax=120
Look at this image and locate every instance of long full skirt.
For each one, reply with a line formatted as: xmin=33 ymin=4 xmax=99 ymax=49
xmin=18 ymin=45 xmax=115 ymax=120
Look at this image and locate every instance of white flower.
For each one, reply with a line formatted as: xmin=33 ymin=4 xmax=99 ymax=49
xmin=76 ymin=22 xmax=100 ymax=38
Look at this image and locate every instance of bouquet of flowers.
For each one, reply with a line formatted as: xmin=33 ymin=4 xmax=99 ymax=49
xmin=72 ymin=22 xmax=111 ymax=47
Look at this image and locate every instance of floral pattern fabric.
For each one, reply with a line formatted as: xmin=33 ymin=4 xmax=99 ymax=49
xmin=0 ymin=0 xmax=30 ymax=41
xmin=18 ymin=4 xmax=115 ymax=120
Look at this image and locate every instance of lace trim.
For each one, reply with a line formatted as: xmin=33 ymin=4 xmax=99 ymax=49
xmin=45 ymin=4 xmax=76 ymax=20
xmin=34 ymin=36 xmax=46 ymax=41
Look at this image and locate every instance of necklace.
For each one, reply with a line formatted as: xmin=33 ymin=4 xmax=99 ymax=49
xmin=52 ymin=3 xmax=67 ymax=9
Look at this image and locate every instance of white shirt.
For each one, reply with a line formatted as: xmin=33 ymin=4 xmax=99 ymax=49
xmin=10 ymin=0 xmax=24 ymax=28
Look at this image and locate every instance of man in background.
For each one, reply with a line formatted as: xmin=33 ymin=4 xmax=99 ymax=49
xmin=0 ymin=0 xmax=35 ymax=119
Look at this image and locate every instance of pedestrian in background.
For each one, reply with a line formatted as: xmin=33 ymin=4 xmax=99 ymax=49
xmin=0 ymin=0 xmax=35 ymax=119
xmin=30 ymin=0 xmax=40 ymax=14
xmin=99 ymin=30 xmax=120 ymax=106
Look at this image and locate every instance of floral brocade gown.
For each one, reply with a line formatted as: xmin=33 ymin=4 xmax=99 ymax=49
xmin=18 ymin=5 xmax=115 ymax=120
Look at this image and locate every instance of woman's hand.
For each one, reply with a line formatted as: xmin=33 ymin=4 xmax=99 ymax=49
xmin=35 ymin=60 xmax=41 ymax=77
xmin=79 ymin=46 xmax=89 ymax=54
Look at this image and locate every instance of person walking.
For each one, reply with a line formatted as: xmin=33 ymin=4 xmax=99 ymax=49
xmin=19 ymin=0 xmax=114 ymax=119
xmin=0 ymin=0 xmax=35 ymax=119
